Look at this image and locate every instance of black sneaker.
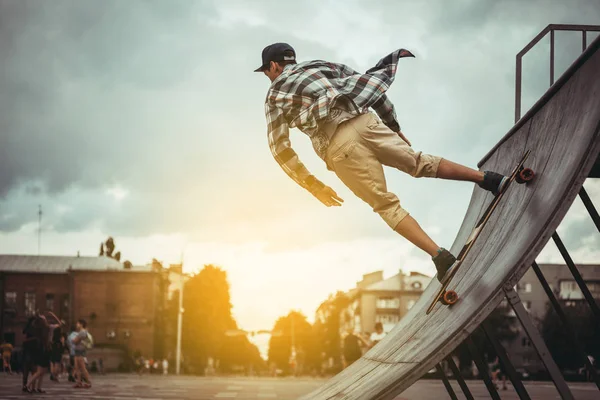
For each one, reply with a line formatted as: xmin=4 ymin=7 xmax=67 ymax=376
xmin=433 ymin=248 xmax=456 ymax=283
xmin=479 ymin=171 xmax=508 ymax=196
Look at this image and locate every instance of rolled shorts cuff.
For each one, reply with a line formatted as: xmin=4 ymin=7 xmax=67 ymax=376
xmin=417 ymin=155 xmax=443 ymax=178
xmin=385 ymin=207 xmax=410 ymax=230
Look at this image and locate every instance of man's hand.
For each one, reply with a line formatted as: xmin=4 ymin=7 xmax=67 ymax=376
xmin=398 ymin=130 xmax=411 ymax=146
xmin=312 ymin=185 xmax=344 ymax=207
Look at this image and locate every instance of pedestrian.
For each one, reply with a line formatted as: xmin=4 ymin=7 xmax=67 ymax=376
xmin=25 ymin=314 xmax=51 ymax=393
xmin=49 ymin=323 xmax=64 ymax=382
xmin=368 ymin=322 xmax=386 ymax=349
xmin=490 ymin=356 xmax=507 ymax=390
xmin=342 ymin=329 xmax=368 ymax=368
xmin=256 ymin=43 xmax=510 ymax=281
xmin=162 ymin=358 xmax=169 ymax=375
xmin=21 ymin=315 xmax=38 ymax=392
xmin=71 ymin=319 xmax=92 ymax=389
xmin=1 ymin=340 xmax=13 ymax=374
xmin=61 ymin=344 xmax=70 ymax=380
xmin=67 ymin=326 xmax=78 ymax=382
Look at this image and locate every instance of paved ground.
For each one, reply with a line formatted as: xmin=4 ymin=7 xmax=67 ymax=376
xmin=0 ymin=373 xmax=597 ymax=399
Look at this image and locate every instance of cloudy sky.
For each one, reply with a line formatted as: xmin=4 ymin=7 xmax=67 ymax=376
xmin=1 ymin=0 xmax=599 ymax=332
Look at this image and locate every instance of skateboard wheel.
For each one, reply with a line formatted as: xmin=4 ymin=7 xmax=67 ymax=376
xmin=516 ymin=168 xmax=535 ymax=184
xmin=443 ymin=290 xmax=459 ymax=306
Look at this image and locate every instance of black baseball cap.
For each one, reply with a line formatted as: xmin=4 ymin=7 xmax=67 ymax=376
xmin=254 ymin=43 xmax=296 ymax=72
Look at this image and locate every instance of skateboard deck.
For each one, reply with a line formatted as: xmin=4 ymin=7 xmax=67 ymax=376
xmin=425 ymin=150 xmax=534 ymax=315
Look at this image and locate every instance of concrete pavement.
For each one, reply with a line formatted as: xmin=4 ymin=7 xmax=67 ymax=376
xmin=0 ymin=373 xmax=597 ymax=399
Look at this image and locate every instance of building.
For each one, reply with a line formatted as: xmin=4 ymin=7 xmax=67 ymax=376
xmin=0 ymin=255 xmax=168 ymax=370
xmin=340 ymin=270 xmax=431 ymax=335
xmin=502 ymin=263 xmax=600 ymax=374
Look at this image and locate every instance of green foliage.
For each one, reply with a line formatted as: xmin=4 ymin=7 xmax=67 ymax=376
xmin=175 ymin=264 xmax=262 ymax=374
xmin=313 ymin=291 xmax=349 ymax=372
xmin=268 ymin=311 xmax=320 ymax=375
xmin=541 ymin=301 xmax=598 ymax=370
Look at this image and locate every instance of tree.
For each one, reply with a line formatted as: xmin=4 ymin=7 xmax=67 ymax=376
xmin=178 ymin=264 xmax=261 ymax=374
xmin=268 ymin=311 xmax=320 ymax=375
xmin=541 ymin=301 xmax=599 ymax=370
xmin=313 ymin=291 xmax=350 ymax=373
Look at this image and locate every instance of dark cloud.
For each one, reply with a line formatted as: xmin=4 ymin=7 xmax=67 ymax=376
xmin=1 ymin=0 xmax=599 ymax=248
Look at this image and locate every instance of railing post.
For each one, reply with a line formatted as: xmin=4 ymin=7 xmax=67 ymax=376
xmin=550 ymin=29 xmax=555 ymax=85
xmin=515 ymin=55 xmax=522 ymax=123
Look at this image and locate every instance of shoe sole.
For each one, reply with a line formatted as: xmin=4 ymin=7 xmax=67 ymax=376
xmin=494 ymin=176 xmax=509 ymax=196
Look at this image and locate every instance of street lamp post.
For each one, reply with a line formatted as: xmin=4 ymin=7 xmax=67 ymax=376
xmin=175 ymin=264 xmax=184 ymax=375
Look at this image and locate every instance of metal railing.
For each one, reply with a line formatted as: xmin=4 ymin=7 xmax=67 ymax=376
xmin=515 ymin=24 xmax=600 ymax=123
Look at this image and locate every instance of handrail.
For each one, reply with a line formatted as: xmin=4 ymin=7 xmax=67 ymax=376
xmin=515 ymin=24 xmax=600 ymax=123
xmin=478 ymin=31 xmax=600 ymax=168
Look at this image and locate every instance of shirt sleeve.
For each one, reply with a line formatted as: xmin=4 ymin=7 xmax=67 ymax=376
xmin=330 ymin=62 xmax=401 ymax=132
xmin=265 ymin=101 xmax=324 ymax=194
xmin=371 ymin=94 xmax=401 ymax=133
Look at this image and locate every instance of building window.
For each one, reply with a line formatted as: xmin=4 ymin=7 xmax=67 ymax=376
xmin=24 ymin=292 xmax=36 ymax=317
xmin=4 ymin=292 xmax=17 ymax=310
xmin=407 ymin=300 xmax=416 ymax=310
xmin=45 ymin=294 xmax=54 ymax=311
xmin=376 ymin=297 xmax=400 ymax=309
xmin=60 ymin=295 xmax=70 ymax=319
xmin=376 ymin=314 xmax=399 ymax=325
xmin=524 ymin=283 xmax=532 ymax=293
xmin=559 ymin=280 xmax=583 ymax=300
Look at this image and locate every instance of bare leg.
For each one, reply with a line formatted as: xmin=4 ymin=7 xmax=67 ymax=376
xmin=437 ymin=159 xmax=484 ymax=184
xmin=77 ymin=357 xmax=91 ymax=385
xmin=35 ymin=368 xmax=45 ymax=390
xmin=394 ymin=215 xmax=439 ymax=257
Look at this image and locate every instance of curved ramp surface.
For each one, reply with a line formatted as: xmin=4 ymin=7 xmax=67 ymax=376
xmin=301 ymin=35 xmax=600 ymax=400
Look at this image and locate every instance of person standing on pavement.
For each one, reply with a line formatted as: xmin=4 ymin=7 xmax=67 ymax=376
xmin=368 ymin=322 xmax=387 ymax=349
xmin=25 ymin=314 xmax=51 ymax=393
xmin=21 ymin=315 xmax=38 ymax=392
xmin=67 ymin=325 xmax=78 ymax=382
xmin=71 ymin=319 xmax=92 ymax=389
xmin=1 ymin=340 xmax=13 ymax=374
xmin=256 ymin=43 xmax=509 ymax=282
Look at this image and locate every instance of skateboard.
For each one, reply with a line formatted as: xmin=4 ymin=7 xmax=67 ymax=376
xmin=425 ymin=150 xmax=535 ymax=315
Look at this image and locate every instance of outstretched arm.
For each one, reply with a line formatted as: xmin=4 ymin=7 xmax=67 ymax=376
xmin=45 ymin=311 xmax=62 ymax=325
xmin=266 ymin=102 xmax=343 ymax=207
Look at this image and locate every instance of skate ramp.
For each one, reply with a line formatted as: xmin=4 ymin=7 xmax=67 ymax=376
xmin=300 ymin=35 xmax=600 ymax=400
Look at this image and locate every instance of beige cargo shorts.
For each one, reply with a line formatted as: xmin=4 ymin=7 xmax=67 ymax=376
xmin=325 ymin=112 xmax=442 ymax=230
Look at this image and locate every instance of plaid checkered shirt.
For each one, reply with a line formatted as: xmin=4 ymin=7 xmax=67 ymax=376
xmin=265 ymin=48 xmax=415 ymax=194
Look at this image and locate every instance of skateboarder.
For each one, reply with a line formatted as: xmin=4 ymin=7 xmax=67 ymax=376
xmin=256 ymin=43 xmax=508 ymax=282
